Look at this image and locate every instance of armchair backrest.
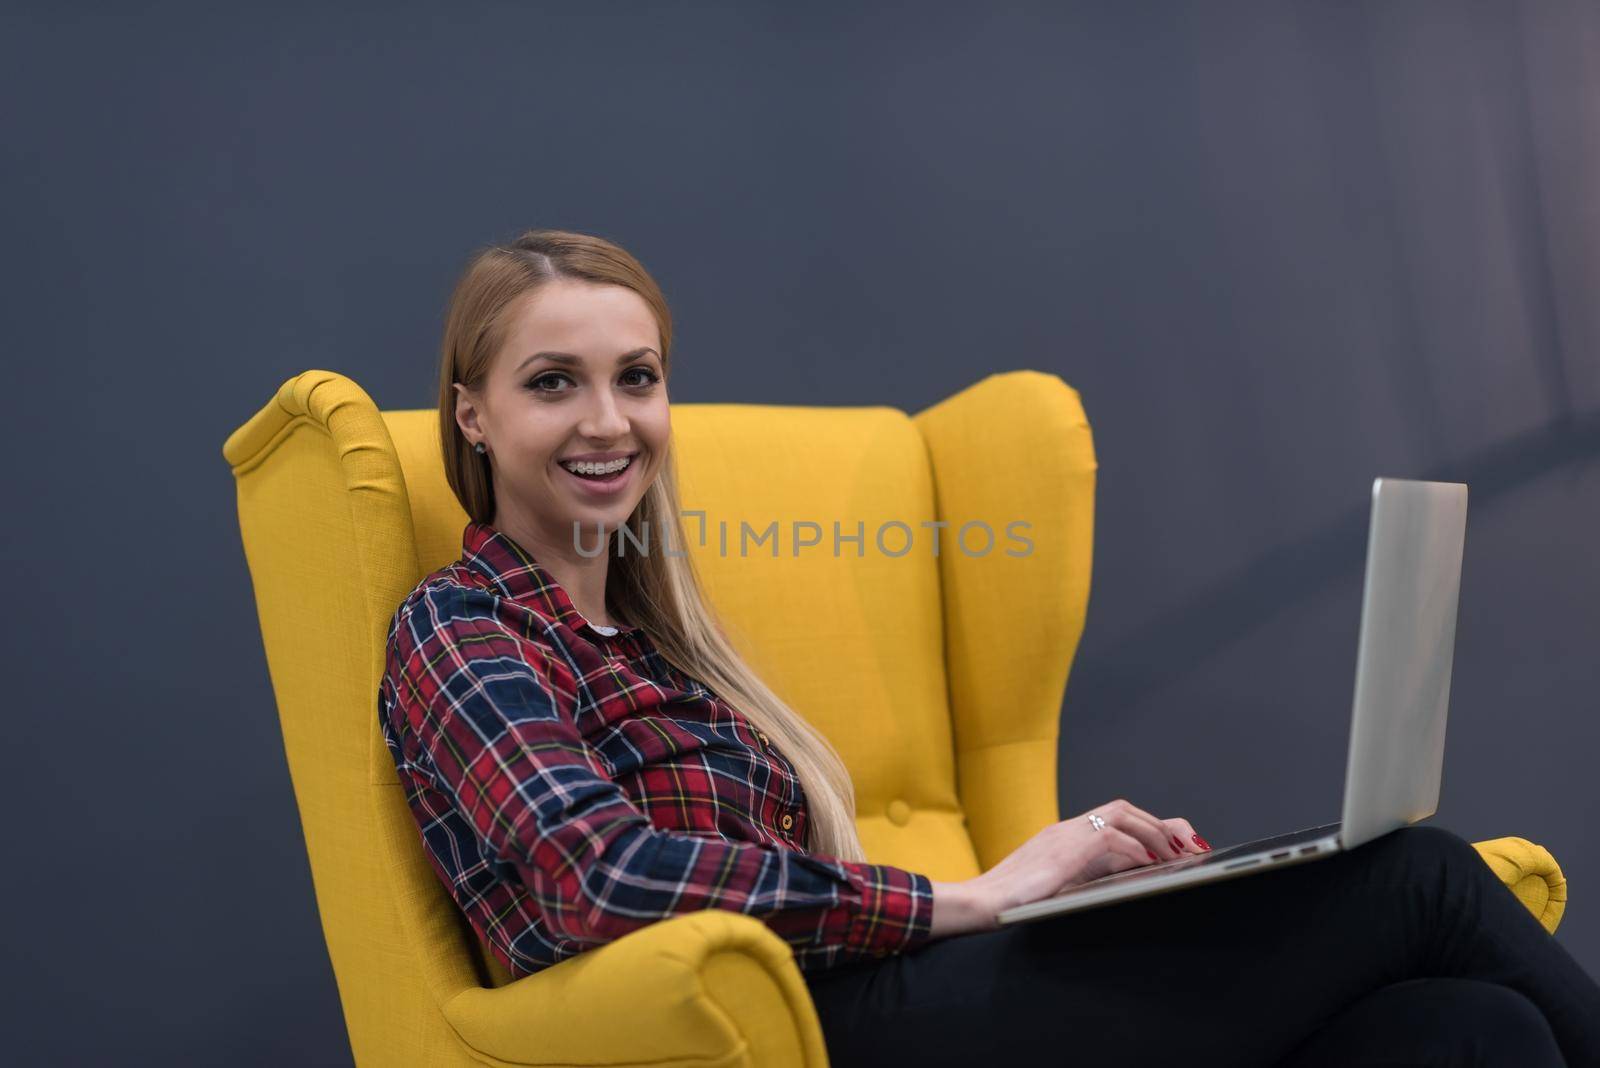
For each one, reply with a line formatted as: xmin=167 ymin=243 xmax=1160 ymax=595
xmin=222 ymin=368 xmax=1095 ymax=1065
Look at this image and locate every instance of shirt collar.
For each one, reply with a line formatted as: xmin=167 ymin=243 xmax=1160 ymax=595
xmin=461 ymin=520 xmax=643 ymax=639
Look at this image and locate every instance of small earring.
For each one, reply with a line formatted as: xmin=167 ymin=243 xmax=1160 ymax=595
xmin=474 ymin=441 xmax=486 ymax=455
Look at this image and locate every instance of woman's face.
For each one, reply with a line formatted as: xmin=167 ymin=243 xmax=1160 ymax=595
xmin=455 ymin=278 xmax=670 ymax=550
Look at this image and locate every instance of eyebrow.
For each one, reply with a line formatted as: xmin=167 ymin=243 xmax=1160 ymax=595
xmin=515 ymin=347 xmax=659 ymax=374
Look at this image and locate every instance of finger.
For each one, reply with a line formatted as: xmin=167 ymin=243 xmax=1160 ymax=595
xmin=1080 ymin=803 xmax=1162 ymax=861
xmin=1107 ymin=799 xmax=1187 ymax=859
xmin=1119 ymin=801 xmax=1192 ymax=857
xmin=1162 ymin=816 xmax=1209 ymax=853
xmin=1089 ymin=800 xmax=1166 ymax=859
xmin=1101 ymin=827 xmax=1154 ymax=870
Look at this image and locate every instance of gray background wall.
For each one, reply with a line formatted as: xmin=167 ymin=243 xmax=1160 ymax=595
xmin=5 ymin=1 xmax=1597 ymax=1063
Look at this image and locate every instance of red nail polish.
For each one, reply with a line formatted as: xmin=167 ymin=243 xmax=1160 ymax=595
xmin=1147 ymin=850 xmax=1158 ymax=861
xmin=1193 ymin=834 xmax=1211 ymax=851
xmin=1170 ymin=835 xmax=1183 ymax=852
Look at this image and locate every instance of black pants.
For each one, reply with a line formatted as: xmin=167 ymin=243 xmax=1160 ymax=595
xmin=803 ymin=826 xmax=1600 ymax=1066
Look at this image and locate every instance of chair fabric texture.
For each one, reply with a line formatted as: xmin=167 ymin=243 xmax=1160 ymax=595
xmin=222 ymin=368 xmax=1568 ymax=1067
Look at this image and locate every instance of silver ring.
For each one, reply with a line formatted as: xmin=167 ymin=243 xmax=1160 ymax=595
xmin=1087 ymin=813 xmax=1106 ymax=832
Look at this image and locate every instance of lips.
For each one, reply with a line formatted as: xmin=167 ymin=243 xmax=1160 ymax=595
xmin=557 ymin=452 xmax=639 ymax=496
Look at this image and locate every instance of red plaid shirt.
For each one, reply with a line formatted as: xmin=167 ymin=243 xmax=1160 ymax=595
xmin=379 ymin=520 xmax=935 ymax=979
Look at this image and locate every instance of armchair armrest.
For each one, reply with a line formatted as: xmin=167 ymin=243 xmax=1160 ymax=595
xmin=442 ymin=910 xmax=828 ymax=1068
xmin=1473 ymin=836 xmax=1568 ymax=936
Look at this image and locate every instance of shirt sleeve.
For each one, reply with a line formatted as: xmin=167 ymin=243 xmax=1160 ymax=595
xmin=386 ymin=583 xmax=935 ymax=969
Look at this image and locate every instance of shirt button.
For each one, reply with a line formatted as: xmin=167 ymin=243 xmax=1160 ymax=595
xmin=757 ymin=731 xmax=770 ymax=747
xmin=780 ymin=813 xmax=794 ymax=831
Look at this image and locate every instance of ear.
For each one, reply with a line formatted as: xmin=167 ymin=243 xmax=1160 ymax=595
xmin=453 ymin=382 xmax=483 ymax=444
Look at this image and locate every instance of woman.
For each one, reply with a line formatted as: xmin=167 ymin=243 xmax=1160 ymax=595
xmin=380 ymin=228 xmax=1600 ymax=1066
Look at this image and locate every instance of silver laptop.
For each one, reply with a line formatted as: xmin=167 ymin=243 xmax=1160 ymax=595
xmin=997 ymin=477 xmax=1469 ymax=927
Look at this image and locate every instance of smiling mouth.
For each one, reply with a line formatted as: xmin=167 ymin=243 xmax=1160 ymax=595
xmin=558 ymin=452 xmax=638 ymax=483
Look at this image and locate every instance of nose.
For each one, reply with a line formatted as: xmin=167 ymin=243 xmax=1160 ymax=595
xmin=577 ymin=384 xmax=630 ymax=441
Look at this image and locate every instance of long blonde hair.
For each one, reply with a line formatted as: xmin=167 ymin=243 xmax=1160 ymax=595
xmin=436 ymin=227 xmax=870 ymax=863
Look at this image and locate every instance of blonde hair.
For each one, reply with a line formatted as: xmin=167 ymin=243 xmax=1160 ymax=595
xmin=437 ymin=227 xmax=870 ymax=863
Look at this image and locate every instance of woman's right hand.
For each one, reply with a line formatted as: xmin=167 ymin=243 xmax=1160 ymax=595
xmin=929 ymin=799 xmax=1209 ymax=938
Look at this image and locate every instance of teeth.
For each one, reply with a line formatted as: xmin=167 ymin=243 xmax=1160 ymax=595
xmin=561 ymin=455 xmax=632 ymax=476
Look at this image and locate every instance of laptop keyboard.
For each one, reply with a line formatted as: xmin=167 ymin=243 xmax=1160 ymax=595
xmin=1073 ymin=822 xmax=1342 ymax=891
xmin=1194 ymin=822 xmax=1340 ymax=864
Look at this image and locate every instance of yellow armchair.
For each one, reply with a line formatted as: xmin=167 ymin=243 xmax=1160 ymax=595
xmin=222 ymin=368 xmax=1567 ymax=1066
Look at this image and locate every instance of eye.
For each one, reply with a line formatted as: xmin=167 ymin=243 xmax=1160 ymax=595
xmin=622 ymin=366 xmax=661 ymax=387
xmin=527 ymin=372 xmax=571 ymax=394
